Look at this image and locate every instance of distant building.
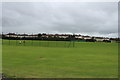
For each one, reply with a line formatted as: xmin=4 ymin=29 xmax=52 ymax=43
xmin=75 ymin=35 xmax=83 ymax=39
xmin=110 ymin=38 xmax=120 ymax=43
xmin=5 ymin=33 xmax=16 ymax=37
xmin=94 ymin=37 xmax=104 ymax=42
xmin=3 ymin=33 xmax=120 ymax=43
xmin=82 ymin=36 xmax=92 ymax=40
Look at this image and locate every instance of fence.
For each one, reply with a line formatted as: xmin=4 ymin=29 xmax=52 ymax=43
xmin=2 ymin=32 xmax=75 ymax=48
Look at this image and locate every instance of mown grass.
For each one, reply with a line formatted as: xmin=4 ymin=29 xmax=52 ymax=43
xmin=2 ymin=39 xmax=118 ymax=78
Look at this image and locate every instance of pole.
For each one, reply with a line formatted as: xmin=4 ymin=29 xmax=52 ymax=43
xmin=68 ymin=35 xmax=71 ymax=48
xmin=38 ymin=34 xmax=41 ymax=47
xmin=56 ymin=36 xmax=57 ymax=47
xmin=47 ymin=40 xmax=49 ymax=47
xmin=9 ymin=32 xmax=10 ymax=45
xmin=23 ymin=33 xmax=26 ymax=46
xmin=2 ymin=32 xmax=3 ymax=45
xmin=47 ymin=34 xmax=49 ymax=47
xmin=16 ymin=32 xmax=18 ymax=46
xmin=73 ymin=41 xmax=75 ymax=47
xmin=73 ymin=33 xmax=75 ymax=48
xmin=39 ymin=37 xmax=40 ymax=47
xmin=72 ymin=34 xmax=74 ymax=47
xmin=42 ymin=37 xmax=43 ymax=47
xmin=64 ymin=37 xmax=66 ymax=47
xmin=32 ymin=33 xmax=33 ymax=46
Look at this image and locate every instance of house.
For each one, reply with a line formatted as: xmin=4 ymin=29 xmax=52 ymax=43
xmin=5 ymin=33 xmax=17 ymax=37
xmin=57 ymin=35 xmax=69 ymax=38
xmin=41 ymin=34 xmax=69 ymax=39
xmin=75 ymin=35 xmax=83 ymax=39
xmin=94 ymin=37 xmax=104 ymax=42
xmin=17 ymin=34 xmax=29 ymax=38
xmin=29 ymin=34 xmax=38 ymax=38
xmin=110 ymin=38 xmax=120 ymax=43
xmin=82 ymin=36 xmax=92 ymax=40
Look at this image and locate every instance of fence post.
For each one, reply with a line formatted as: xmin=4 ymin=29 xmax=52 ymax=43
xmin=64 ymin=37 xmax=66 ymax=47
xmin=16 ymin=32 xmax=18 ymax=46
xmin=56 ymin=38 xmax=57 ymax=47
xmin=56 ymin=36 xmax=57 ymax=47
xmin=73 ymin=41 xmax=75 ymax=47
xmin=9 ymin=32 xmax=10 ymax=45
xmin=24 ymin=33 xmax=25 ymax=46
xmin=38 ymin=33 xmax=41 ymax=47
xmin=2 ymin=32 xmax=3 ymax=45
xmin=32 ymin=33 xmax=33 ymax=46
xmin=39 ymin=37 xmax=40 ymax=47
xmin=73 ymin=33 xmax=75 ymax=48
xmin=68 ymin=35 xmax=71 ymax=48
xmin=47 ymin=37 xmax=49 ymax=47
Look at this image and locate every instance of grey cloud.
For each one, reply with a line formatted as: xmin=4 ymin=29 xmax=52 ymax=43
xmin=1 ymin=2 xmax=118 ymax=38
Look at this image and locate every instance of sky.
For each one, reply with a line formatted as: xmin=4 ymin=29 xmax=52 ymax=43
xmin=1 ymin=2 xmax=119 ymax=38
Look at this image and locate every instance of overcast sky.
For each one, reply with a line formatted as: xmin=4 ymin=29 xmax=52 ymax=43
xmin=1 ymin=2 xmax=118 ymax=38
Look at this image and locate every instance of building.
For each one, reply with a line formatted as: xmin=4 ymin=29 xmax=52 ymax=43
xmin=82 ymin=36 xmax=92 ymax=40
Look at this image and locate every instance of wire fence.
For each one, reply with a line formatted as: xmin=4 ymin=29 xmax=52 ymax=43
xmin=2 ymin=32 xmax=75 ymax=48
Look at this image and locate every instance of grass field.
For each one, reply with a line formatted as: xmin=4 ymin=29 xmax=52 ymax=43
xmin=2 ymin=39 xmax=118 ymax=78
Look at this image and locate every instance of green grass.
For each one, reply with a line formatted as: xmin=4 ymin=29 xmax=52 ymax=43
xmin=2 ymin=39 xmax=118 ymax=78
